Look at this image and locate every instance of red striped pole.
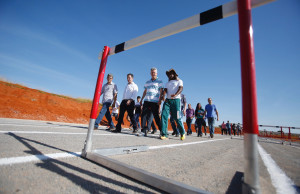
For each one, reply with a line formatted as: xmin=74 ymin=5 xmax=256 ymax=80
xmin=237 ymin=0 xmax=260 ymax=193
xmin=82 ymin=46 xmax=110 ymax=156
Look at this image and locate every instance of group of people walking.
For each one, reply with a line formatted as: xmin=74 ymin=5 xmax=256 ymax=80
xmin=94 ymin=67 xmax=219 ymax=140
xmin=221 ymin=121 xmax=243 ymax=136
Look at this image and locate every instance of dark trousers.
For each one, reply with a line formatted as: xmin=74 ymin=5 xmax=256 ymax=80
xmin=116 ymin=100 xmax=137 ymax=131
xmin=186 ymin=118 xmax=193 ymax=135
xmin=141 ymin=101 xmax=161 ymax=132
xmin=196 ymin=118 xmax=206 ymax=136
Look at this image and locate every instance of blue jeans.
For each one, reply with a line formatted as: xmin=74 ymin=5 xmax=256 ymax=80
xmin=134 ymin=113 xmax=141 ymax=129
xmin=95 ymin=102 xmax=114 ymax=128
xmin=207 ymin=117 xmax=215 ymax=135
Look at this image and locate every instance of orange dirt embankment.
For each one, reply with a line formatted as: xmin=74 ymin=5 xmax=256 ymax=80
xmin=0 ymin=81 xmax=178 ymax=130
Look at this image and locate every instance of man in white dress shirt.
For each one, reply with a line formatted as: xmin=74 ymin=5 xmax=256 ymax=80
xmin=112 ymin=73 xmax=139 ymax=133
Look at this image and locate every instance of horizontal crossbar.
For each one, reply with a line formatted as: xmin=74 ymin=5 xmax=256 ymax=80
xmin=107 ymin=0 xmax=275 ymax=56
xmin=86 ymin=152 xmax=210 ymax=194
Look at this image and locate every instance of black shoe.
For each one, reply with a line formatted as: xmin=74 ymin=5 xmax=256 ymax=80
xmin=172 ymin=132 xmax=175 ymax=136
xmin=133 ymin=130 xmax=137 ymax=133
xmin=94 ymin=126 xmax=98 ymax=130
xmin=112 ymin=129 xmax=121 ymax=133
xmin=210 ymin=133 xmax=214 ymax=138
xmin=151 ymin=130 xmax=157 ymax=134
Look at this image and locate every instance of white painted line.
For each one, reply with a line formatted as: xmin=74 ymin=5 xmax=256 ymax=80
xmin=0 ymin=138 xmax=229 ymax=166
xmin=0 ymin=123 xmax=86 ymax=129
xmin=0 ymin=152 xmax=81 ymax=166
xmin=257 ymin=144 xmax=298 ymax=194
xmin=149 ymin=138 xmax=228 ymax=150
xmin=0 ymin=130 xmax=131 ymax=136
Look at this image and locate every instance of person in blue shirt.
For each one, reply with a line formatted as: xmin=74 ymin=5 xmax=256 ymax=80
xmin=204 ymin=98 xmax=219 ymax=138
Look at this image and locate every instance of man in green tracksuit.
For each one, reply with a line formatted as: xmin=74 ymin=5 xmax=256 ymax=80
xmin=160 ymin=68 xmax=185 ymax=140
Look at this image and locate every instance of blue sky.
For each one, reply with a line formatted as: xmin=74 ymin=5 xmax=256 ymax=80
xmin=0 ymin=0 xmax=299 ymax=132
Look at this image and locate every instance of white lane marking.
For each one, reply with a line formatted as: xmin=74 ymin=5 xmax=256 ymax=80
xmin=0 ymin=152 xmax=81 ymax=166
xmin=257 ymin=144 xmax=298 ymax=194
xmin=0 ymin=138 xmax=229 ymax=166
xmin=0 ymin=123 xmax=86 ymax=129
xmin=149 ymin=138 xmax=228 ymax=149
xmin=0 ymin=131 xmax=131 ymax=136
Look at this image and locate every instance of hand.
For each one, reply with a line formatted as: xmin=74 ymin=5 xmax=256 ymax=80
xmin=183 ymin=109 xmax=186 ymax=116
xmin=126 ymin=100 xmax=131 ymax=105
xmin=170 ymin=94 xmax=176 ymax=99
xmin=140 ymin=101 xmax=143 ymax=106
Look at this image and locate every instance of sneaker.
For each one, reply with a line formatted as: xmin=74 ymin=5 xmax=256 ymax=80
xmin=151 ymin=130 xmax=157 ymax=134
xmin=180 ymin=134 xmax=185 ymax=141
xmin=94 ymin=126 xmax=98 ymax=130
xmin=160 ymin=136 xmax=168 ymax=140
xmin=106 ymin=126 xmax=115 ymax=131
xmin=171 ymin=132 xmax=175 ymax=136
xmin=111 ymin=129 xmax=121 ymax=133
xmin=133 ymin=130 xmax=137 ymax=134
xmin=210 ymin=133 xmax=214 ymax=138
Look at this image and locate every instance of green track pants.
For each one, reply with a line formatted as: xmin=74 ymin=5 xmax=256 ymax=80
xmin=161 ymin=98 xmax=185 ymax=137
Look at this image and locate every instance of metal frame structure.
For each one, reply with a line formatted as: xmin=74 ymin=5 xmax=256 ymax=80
xmin=82 ymin=0 xmax=276 ymax=193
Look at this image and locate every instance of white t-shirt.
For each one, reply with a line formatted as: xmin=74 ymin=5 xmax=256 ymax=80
xmin=112 ymin=101 xmax=120 ymax=114
xmin=165 ymin=79 xmax=183 ymax=99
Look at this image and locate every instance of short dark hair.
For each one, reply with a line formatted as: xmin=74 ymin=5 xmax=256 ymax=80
xmin=127 ymin=73 xmax=134 ymax=78
xmin=137 ymin=96 xmax=141 ymax=99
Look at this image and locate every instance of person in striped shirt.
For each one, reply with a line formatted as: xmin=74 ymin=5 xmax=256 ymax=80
xmin=140 ymin=67 xmax=163 ymax=136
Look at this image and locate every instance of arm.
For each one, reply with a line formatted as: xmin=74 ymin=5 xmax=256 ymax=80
xmin=216 ymin=109 xmax=219 ymax=121
xmin=161 ymin=88 xmax=167 ymax=102
xmin=112 ymin=93 xmax=117 ymax=108
xmin=140 ymin=89 xmax=147 ymax=106
xmin=158 ymin=88 xmax=163 ymax=105
xmin=183 ymin=100 xmax=187 ymax=116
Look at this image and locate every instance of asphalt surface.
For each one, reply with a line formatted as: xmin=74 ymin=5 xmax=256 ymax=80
xmin=0 ymin=118 xmax=299 ymax=194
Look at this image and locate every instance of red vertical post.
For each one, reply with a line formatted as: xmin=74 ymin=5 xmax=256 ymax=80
xmin=237 ymin=0 xmax=260 ymax=193
xmin=82 ymin=46 xmax=110 ymax=156
xmin=90 ymin=46 xmax=110 ymax=119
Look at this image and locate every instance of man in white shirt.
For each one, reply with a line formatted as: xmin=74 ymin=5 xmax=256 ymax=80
xmin=112 ymin=73 xmax=138 ymax=133
xmin=161 ymin=69 xmax=185 ymax=140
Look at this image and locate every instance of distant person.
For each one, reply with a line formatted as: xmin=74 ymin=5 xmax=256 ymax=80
xmin=94 ymin=74 xmax=118 ymax=130
xmin=112 ymin=73 xmax=138 ymax=133
xmin=111 ymin=100 xmax=120 ymax=121
xmin=226 ymin=121 xmax=231 ymax=135
xmin=171 ymin=93 xmax=186 ymax=136
xmin=237 ymin=123 xmax=242 ymax=136
xmin=221 ymin=121 xmax=227 ymax=135
xmin=186 ymin=104 xmax=195 ymax=135
xmin=204 ymin=98 xmax=219 ymax=138
xmin=140 ymin=67 xmax=163 ymax=136
xmin=161 ymin=69 xmax=185 ymax=140
xmin=134 ymin=96 xmax=142 ymax=130
xmin=195 ymin=103 xmax=206 ymax=137
xmin=232 ymin=123 xmax=237 ymax=136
